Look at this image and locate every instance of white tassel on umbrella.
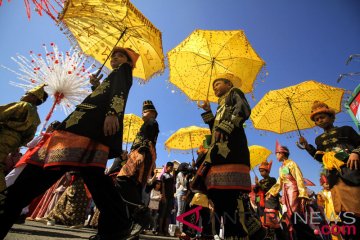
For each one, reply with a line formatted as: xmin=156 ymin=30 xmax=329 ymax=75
xmin=2 ymin=43 xmax=96 ymax=130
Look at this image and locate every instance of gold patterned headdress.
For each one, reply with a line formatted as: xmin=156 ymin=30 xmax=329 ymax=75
xmin=27 ymin=84 xmax=48 ymax=103
xmin=310 ymin=101 xmax=335 ymax=121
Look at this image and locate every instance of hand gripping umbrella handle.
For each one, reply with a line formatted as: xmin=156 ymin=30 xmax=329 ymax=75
xmin=296 ymin=141 xmax=306 ymax=150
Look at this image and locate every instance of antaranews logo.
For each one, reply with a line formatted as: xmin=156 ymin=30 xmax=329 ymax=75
xmin=178 ymin=207 xmax=357 ymax=237
xmin=264 ymin=211 xmax=357 ymax=236
xmin=176 ymin=206 xmax=203 ymax=232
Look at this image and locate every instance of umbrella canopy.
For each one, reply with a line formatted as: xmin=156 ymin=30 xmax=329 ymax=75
xmin=251 ymin=80 xmax=345 ymax=135
xmin=58 ymin=0 xmax=165 ymax=81
xmin=165 ymin=126 xmax=210 ymax=152
xmin=123 ymin=113 xmax=143 ymax=144
xmin=167 ymin=29 xmax=265 ymax=102
xmin=249 ymin=145 xmax=272 ymax=170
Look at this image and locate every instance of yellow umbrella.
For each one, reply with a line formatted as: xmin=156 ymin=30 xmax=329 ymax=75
xmin=249 ymin=145 xmax=272 ymax=170
xmin=165 ymin=126 xmax=210 ymax=159
xmin=58 ymin=0 xmax=165 ymax=81
xmin=167 ymin=29 xmax=265 ymax=102
xmin=123 ymin=113 xmax=143 ymax=150
xmin=251 ymin=80 xmax=345 ymax=135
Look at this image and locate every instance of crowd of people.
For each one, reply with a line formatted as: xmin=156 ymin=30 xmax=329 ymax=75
xmin=0 ymin=46 xmax=359 ymax=240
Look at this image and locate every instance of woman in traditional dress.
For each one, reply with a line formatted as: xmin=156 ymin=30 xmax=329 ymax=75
xmin=267 ymin=141 xmax=322 ymax=240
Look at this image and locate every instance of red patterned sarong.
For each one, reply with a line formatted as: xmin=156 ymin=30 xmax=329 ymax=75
xmin=29 ymin=130 xmax=109 ymax=168
xmin=205 ymin=163 xmax=251 ymax=191
xmin=15 ymin=133 xmax=51 ymax=168
xmin=118 ymin=143 xmax=156 ymax=186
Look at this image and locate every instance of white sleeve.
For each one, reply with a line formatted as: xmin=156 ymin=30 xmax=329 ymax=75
xmin=26 ymin=135 xmax=43 ymax=149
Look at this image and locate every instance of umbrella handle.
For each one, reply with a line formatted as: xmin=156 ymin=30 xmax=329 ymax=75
xmin=206 ymin=58 xmax=216 ymax=101
xmin=125 ymin=117 xmax=133 ymax=151
xmin=286 ymin=97 xmax=303 ymax=137
xmin=197 ymin=100 xmax=211 ymax=111
xmin=296 ymin=141 xmax=306 ymax=150
xmin=98 ymin=27 xmax=128 ymax=73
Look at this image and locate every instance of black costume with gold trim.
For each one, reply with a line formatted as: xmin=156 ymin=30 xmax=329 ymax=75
xmin=305 ymin=126 xmax=360 ymax=217
xmin=131 ymin=118 xmax=159 ymax=152
xmin=0 ymin=65 xmax=134 ymax=240
xmin=201 ymin=87 xmax=252 ymax=190
xmin=200 ymin=88 xmax=261 ymax=239
xmin=119 ymin=117 xmax=159 ymax=186
xmin=58 ymin=63 xmax=132 ymax=159
xmin=305 ymin=126 xmax=360 ymax=186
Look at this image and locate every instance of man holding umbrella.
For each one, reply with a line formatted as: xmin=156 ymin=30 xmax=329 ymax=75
xmin=0 ymin=47 xmax=140 ymax=240
xmin=299 ymin=101 xmax=360 ymax=240
xmin=198 ymin=73 xmax=265 ymax=239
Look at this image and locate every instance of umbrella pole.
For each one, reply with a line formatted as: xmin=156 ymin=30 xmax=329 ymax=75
xmin=286 ymin=97 xmax=306 ymax=149
xmin=189 ymin=133 xmax=195 ymax=161
xmin=98 ymin=27 xmax=128 ymax=73
xmin=206 ymin=58 xmax=216 ymax=100
xmin=286 ymin=97 xmax=302 ymax=137
xmin=125 ymin=115 xmax=132 ymax=151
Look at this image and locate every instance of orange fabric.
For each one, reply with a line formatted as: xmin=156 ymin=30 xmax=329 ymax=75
xmin=257 ymin=189 xmax=266 ymax=207
xmin=28 ymin=130 xmax=109 ymax=168
xmin=118 ymin=142 xmax=156 ymax=186
xmin=331 ymin=178 xmax=360 ymax=216
xmin=263 ymin=208 xmax=280 ymax=228
xmin=15 ymin=133 xmax=51 ymax=168
xmin=205 ymin=163 xmax=251 ymax=191
xmin=259 ymin=160 xmax=273 ymax=173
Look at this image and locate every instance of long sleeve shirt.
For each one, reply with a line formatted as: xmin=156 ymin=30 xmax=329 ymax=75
xmin=148 ymin=189 xmax=162 ymax=210
xmin=58 ymin=63 xmax=133 ymax=158
xmin=201 ymin=87 xmax=251 ymax=166
xmin=0 ymin=101 xmax=40 ymax=145
xmin=268 ymin=159 xmax=308 ymax=199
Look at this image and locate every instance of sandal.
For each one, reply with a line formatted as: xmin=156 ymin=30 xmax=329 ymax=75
xmin=179 ymin=232 xmax=191 ymax=240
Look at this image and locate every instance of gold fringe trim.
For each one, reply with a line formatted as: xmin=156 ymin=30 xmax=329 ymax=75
xmin=56 ymin=0 xmax=165 ymax=83
xmin=122 ymin=0 xmax=161 ymax=34
xmin=57 ymin=0 xmax=70 ymax=22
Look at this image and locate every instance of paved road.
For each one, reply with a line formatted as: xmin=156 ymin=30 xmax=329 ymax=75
xmin=5 ymin=221 xmax=178 ymax=240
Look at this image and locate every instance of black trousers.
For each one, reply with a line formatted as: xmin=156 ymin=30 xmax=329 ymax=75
xmin=208 ymin=189 xmax=248 ymax=238
xmin=0 ymin=164 xmax=130 ymax=240
xmin=115 ymin=176 xmax=143 ymax=212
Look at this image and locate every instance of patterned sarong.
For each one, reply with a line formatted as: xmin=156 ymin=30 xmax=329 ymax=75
xmin=205 ymin=163 xmax=251 ymax=191
xmin=118 ymin=142 xmax=156 ymax=186
xmin=29 ymin=130 xmax=109 ymax=168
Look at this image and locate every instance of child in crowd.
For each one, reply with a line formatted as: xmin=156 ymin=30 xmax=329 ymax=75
xmin=148 ymin=180 xmax=162 ymax=234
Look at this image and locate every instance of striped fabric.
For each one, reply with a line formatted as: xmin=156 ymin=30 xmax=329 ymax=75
xmin=205 ymin=164 xmax=251 ymax=191
xmin=29 ymin=130 xmax=109 ymax=168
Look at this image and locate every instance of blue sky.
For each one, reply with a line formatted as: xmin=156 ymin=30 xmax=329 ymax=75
xmin=1 ymin=0 xmax=360 ymax=192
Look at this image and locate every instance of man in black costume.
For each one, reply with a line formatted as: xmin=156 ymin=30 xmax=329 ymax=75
xmin=0 ymin=47 xmax=139 ymax=240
